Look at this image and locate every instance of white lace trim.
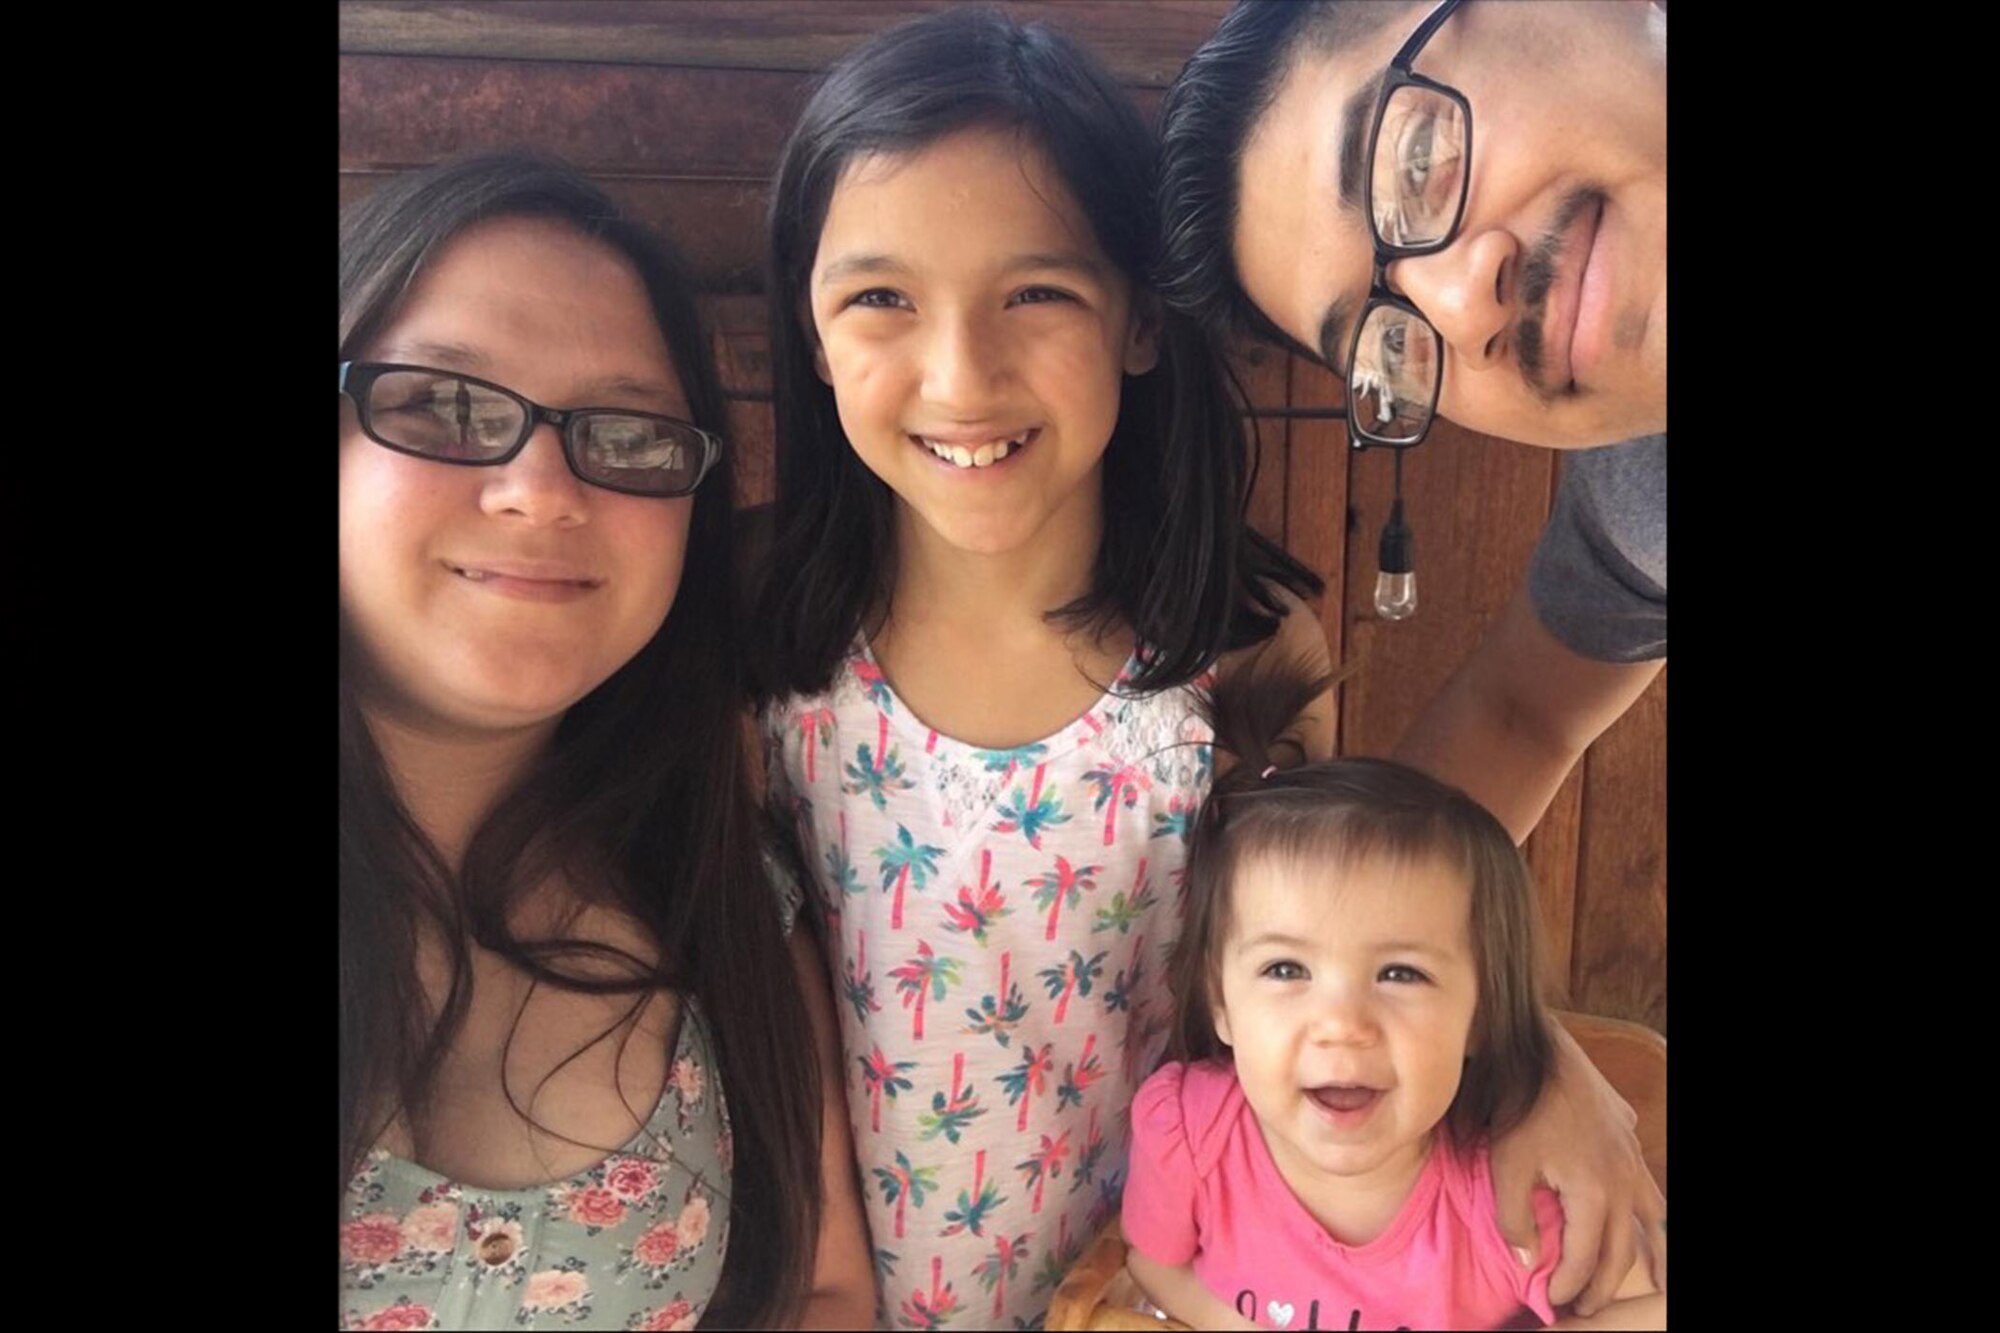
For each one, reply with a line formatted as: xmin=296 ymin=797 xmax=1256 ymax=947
xmin=808 ymin=650 xmax=1213 ymax=835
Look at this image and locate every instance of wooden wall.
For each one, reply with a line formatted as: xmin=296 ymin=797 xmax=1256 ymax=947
xmin=339 ymin=1 xmax=1666 ymax=1034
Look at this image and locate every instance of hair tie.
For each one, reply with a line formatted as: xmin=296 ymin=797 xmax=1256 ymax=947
xmin=1259 ymin=765 xmax=1277 ymax=780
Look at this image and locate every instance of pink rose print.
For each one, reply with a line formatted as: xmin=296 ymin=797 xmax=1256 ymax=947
xmin=341 ymin=1214 xmax=405 ymax=1266
xmin=634 ymin=1300 xmax=695 ymax=1331
xmin=676 ymin=1195 xmax=711 ymax=1249
xmin=632 ymin=1219 xmax=680 ymax=1268
xmin=400 ymin=1202 xmax=458 ymax=1255
xmin=352 ymin=1302 xmax=435 ymax=1331
xmin=567 ymin=1185 xmax=627 ymax=1229
xmin=670 ymin=1056 xmax=705 ymax=1103
xmin=604 ymin=1157 xmax=661 ymax=1203
xmin=521 ymin=1269 xmax=590 ymax=1312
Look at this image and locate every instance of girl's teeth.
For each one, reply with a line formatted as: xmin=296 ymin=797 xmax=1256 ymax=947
xmin=921 ymin=434 xmax=1027 ymax=468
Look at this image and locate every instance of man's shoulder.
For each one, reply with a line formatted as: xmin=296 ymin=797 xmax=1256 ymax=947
xmin=1528 ymin=433 xmax=1666 ymax=662
xmin=1560 ymin=433 xmax=1665 ymax=591
xmin=1570 ymin=432 xmax=1664 ymax=485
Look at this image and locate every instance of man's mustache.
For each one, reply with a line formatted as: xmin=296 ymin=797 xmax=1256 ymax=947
xmin=1517 ymin=186 xmax=1606 ymax=396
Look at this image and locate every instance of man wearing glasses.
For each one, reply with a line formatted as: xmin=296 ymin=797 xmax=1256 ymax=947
xmin=1158 ymin=0 xmax=1666 ymax=1318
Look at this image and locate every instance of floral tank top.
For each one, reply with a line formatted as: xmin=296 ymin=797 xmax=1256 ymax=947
xmin=764 ymin=642 xmax=1213 ymax=1329
xmin=339 ymin=876 xmax=799 ymax=1331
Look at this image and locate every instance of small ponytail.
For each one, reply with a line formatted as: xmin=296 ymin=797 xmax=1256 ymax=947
xmin=1201 ymin=646 xmax=1348 ymax=800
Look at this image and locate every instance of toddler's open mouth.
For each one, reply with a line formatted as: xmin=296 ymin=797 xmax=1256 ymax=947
xmin=1307 ymin=1084 xmax=1383 ymax=1118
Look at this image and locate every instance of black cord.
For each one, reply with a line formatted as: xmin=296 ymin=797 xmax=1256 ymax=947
xmin=1379 ymin=448 xmax=1413 ymax=576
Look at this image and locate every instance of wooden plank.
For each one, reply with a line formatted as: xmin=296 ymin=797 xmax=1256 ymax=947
xmin=701 ymin=293 xmax=772 ymax=398
xmin=725 ymin=398 xmax=776 ymax=508
xmin=339 ymin=1 xmax=1234 ymax=88
xmin=1570 ymin=669 xmax=1668 ymax=1033
xmin=340 ymin=171 xmax=772 ymax=293
xmin=339 ymin=56 xmax=1154 ymax=182
xmin=700 ymin=297 xmax=776 ymax=508
xmin=1283 ymin=357 xmax=1349 ymax=738
xmin=1336 ymin=423 xmax=1557 ymax=758
xmin=339 ymin=54 xmax=812 ymax=179
xmin=1228 ymin=339 xmax=1289 ymax=545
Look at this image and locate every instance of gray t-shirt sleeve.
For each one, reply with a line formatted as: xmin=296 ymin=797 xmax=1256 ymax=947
xmin=1527 ymin=434 xmax=1667 ymax=663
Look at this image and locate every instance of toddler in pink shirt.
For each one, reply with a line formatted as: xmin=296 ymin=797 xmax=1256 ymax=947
xmin=1121 ymin=664 xmax=1664 ymax=1330
xmin=1125 ymin=1058 xmax=1562 ymax=1329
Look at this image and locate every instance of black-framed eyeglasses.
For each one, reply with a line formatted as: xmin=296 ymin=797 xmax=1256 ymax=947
xmin=1346 ymin=0 xmax=1472 ymax=450
xmin=338 ymin=361 xmax=723 ymax=498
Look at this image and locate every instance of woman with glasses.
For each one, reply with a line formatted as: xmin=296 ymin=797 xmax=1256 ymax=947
xmin=338 ymin=154 xmax=872 ymax=1330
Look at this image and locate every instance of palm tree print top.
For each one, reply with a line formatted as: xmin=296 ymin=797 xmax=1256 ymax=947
xmin=765 ymin=641 xmax=1213 ymax=1329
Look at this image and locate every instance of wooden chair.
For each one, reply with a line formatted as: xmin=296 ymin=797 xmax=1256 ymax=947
xmin=1045 ymin=1012 xmax=1665 ymax=1331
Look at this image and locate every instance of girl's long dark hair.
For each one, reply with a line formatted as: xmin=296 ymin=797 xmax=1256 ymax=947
xmin=339 ymin=154 xmax=819 ymax=1328
xmin=750 ymin=5 xmax=1319 ymax=702
xmin=1168 ymin=652 xmax=1555 ymax=1146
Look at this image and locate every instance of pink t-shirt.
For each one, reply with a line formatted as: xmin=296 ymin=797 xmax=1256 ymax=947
xmin=1123 ymin=1060 xmax=1563 ymax=1331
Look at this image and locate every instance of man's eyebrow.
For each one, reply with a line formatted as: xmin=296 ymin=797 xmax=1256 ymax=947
xmin=1258 ymin=322 xmax=1323 ymax=367
xmin=1318 ymin=68 xmax=1389 ymax=373
xmin=1317 ymin=297 xmax=1354 ymax=374
xmin=1338 ymin=67 xmax=1388 ymax=215
xmin=816 ymin=253 xmax=910 ymax=287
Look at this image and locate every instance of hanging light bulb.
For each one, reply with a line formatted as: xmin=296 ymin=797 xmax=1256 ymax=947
xmin=1373 ymin=449 xmax=1416 ymax=620
xmin=1374 ymin=496 xmax=1416 ymax=619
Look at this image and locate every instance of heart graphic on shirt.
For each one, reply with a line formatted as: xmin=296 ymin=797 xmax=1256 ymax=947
xmin=1267 ymin=1300 xmax=1295 ymax=1327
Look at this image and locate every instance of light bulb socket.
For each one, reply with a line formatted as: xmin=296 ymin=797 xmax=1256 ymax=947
xmin=1377 ymin=498 xmax=1414 ymax=575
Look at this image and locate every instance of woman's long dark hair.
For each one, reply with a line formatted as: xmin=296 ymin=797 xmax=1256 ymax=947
xmin=750 ymin=6 xmax=1320 ymax=702
xmin=339 ymin=154 xmax=819 ymax=1327
xmin=1167 ymin=653 xmax=1555 ymax=1146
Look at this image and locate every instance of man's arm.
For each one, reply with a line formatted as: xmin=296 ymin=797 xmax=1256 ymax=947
xmin=1490 ymin=1022 xmax=1667 ymax=1313
xmin=1548 ymin=1249 xmax=1664 ymax=1330
xmin=1392 ymin=581 xmax=1662 ymax=844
